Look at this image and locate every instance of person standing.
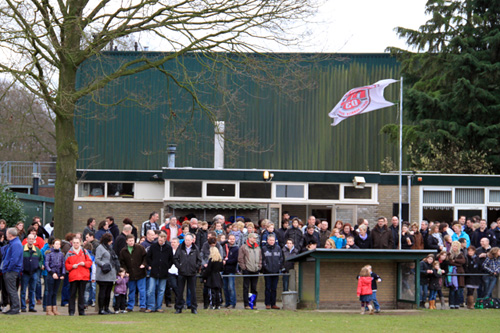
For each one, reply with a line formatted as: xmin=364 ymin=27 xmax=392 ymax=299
xmin=20 ymin=234 xmax=42 ymax=313
xmin=141 ymin=212 xmax=160 ymax=238
xmin=95 ymin=233 xmax=119 ymax=315
xmin=65 ymin=237 xmax=92 ymax=316
xmin=146 ymin=232 xmax=173 ymax=313
xmin=371 ymin=217 xmax=394 ymax=249
xmin=83 ymin=218 xmax=96 ymax=241
xmin=1 ymin=228 xmax=23 ymax=315
xmin=282 ymin=239 xmax=298 ymax=292
xmin=119 ymin=234 xmax=147 ymax=312
xmin=166 ymin=238 xmax=181 ymax=308
xmin=202 ymin=247 xmax=224 ymax=309
xmin=261 ymin=235 xmax=283 ymax=310
xmin=238 ymin=233 xmax=262 ymax=310
xmin=106 ymin=216 xmax=120 ymax=241
xmin=113 ymin=225 xmax=132 ymax=256
xmin=44 ymin=238 xmax=66 ymax=315
xmin=221 ymin=234 xmax=239 ymax=309
xmin=174 ymin=234 xmax=201 ymax=314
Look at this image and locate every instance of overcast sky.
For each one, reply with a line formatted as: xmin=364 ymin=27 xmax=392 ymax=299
xmin=291 ymin=0 xmax=430 ymax=53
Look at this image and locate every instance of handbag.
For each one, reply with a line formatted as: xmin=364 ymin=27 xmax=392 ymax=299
xmin=101 ymin=263 xmax=112 ymax=274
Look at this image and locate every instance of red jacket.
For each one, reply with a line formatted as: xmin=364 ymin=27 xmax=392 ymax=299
xmin=65 ymin=248 xmax=92 ymax=282
xmin=161 ymin=223 xmax=182 ymax=242
xmin=22 ymin=236 xmax=45 ymax=250
xmin=357 ymin=276 xmax=373 ymax=297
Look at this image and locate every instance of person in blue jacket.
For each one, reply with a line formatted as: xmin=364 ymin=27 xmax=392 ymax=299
xmin=1 ymin=228 xmax=24 ymax=315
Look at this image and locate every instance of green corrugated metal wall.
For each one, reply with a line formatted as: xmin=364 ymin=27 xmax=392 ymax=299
xmin=75 ymin=52 xmax=404 ymax=171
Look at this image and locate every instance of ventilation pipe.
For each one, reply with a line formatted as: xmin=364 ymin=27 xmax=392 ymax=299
xmin=214 ymin=121 xmax=225 ymax=169
xmin=167 ymin=144 xmax=177 ymax=168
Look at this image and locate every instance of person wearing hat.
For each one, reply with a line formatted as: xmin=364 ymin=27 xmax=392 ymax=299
xmin=238 ymin=233 xmax=262 ymax=310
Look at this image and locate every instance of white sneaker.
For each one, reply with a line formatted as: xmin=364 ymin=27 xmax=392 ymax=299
xmin=121 ymin=310 xmax=127 ymax=314
xmin=115 ymin=311 xmax=120 ymax=314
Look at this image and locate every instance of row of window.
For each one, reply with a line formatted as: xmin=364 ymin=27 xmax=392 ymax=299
xmin=77 ymin=181 xmax=373 ymax=201
xmin=423 ymin=188 xmax=500 ymax=205
xmin=169 ymin=181 xmax=372 ymax=200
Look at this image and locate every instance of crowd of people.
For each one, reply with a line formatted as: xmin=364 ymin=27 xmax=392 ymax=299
xmin=0 ymin=212 xmax=499 ymax=315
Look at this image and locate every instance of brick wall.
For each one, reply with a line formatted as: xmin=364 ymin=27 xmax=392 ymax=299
xmin=378 ymin=185 xmax=420 ymax=224
xmin=73 ymin=201 xmax=163 ymax=233
xmin=298 ymin=260 xmax=398 ymax=310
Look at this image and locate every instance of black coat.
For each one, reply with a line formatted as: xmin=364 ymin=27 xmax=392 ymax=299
xmin=221 ymin=242 xmax=239 ymax=274
xmin=174 ymin=242 xmax=201 ymax=276
xmin=428 ymin=268 xmax=442 ymax=290
xmin=285 ymin=227 xmax=304 ymax=252
xmin=420 ymin=261 xmax=433 ymax=285
xmin=282 ymin=246 xmax=299 ymax=272
xmin=354 ymin=234 xmax=371 ymax=249
xmin=426 ymin=234 xmax=441 ymax=252
xmin=146 ymin=242 xmax=174 ymax=279
xmin=108 ymin=223 xmax=120 ymax=240
xmin=371 ymin=225 xmax=394 ymax=249
xmin=261 ymin=243 xmax=283 ymax=274
xmin=401 ymin=233 xmax=415 ymax=250
xmin=202 ymin=259 xmax=223 ymax=289
xmin=113 ymin=233 xmax=128 ymax=256
xmin=465 ymin=254 xmax=482 ymax=287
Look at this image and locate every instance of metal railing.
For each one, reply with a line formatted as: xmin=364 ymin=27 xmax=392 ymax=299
xmin=0 ymin=161 xmax=56 ymax=187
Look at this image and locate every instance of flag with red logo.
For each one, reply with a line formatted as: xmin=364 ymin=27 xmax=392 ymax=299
xmin=328 ymin=79 xmax=397 ymax=126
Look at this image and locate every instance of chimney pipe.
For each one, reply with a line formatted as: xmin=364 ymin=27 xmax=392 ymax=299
xmin=167 ymin=144 xmax=177 ymax=168
xmin=214 ymin=121 xmax=224 ymax=169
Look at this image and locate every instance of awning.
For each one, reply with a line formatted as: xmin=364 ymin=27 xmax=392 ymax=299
xmin=167 ymin=203 xmax=266 ymax=210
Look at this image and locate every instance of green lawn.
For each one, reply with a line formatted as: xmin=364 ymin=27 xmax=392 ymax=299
xmin=3 ymin=309 xmax=498 ymax=332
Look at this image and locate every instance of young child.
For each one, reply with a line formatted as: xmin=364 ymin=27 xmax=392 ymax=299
xmin=428 ymin=260 xmax=444 ymax=309
xmin=357 ymin=266 xmax=374 ymax=315
xmin=229 ymin=223 xmax=243 ymax=247
xmin=114 ymin=268 xmax=129 ymax=313
xmin=330 ymin=228 xmax=346 ymax=249
xmin=83 ymin=242 xmax=96 ymax=308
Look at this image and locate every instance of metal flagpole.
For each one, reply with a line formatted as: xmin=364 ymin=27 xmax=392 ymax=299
xmin=398 ymin=77 xmax=403 ymax=250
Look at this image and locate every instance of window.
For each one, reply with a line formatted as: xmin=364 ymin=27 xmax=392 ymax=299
xmin=308 ymin=184 xmax=339 ymax=200
xmin=107 ymin=183 xmax=134 ymax=198
xmin=276 ymin=185 xmax=304 ymax=198
xmin=170 ymin=181 xmax=202 ymax=197
xmin=490 ymin=190 xmax=500 ymax=203
xmin=344 ymin=186 xmax=372 ymax=199
xmin=240 ymin=182 xmax=271 ymax=199
xmin=207 ymin=183 xmax=236 ymax=197
xmin=78 ymin=183 xmax=105 ymax=197
xmin=423 ymin=190 xmax=452 ymax=204
xmin=455 ymin=188 xmax=484 ymax=204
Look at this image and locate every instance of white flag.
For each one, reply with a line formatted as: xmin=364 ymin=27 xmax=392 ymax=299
xmin=328 ymin=79 xmax=397 ymax=126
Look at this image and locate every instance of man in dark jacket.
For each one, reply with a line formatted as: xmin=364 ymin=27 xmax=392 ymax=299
xmin=302 ymin=225 xmax=320 ymax=252
xmin=1 ymin=228 xmax=23 ymax=314
xmin=174 ymin=234 xmax=201 ymax=314
xmin=318 ymin=221 xmax=331 ymax=248
xmin=475 ymin=237 xmax=491 ymax=298
xmin=113 ymin=225 xmax=132 ymax=255
xmin=472 ymin=219 xmax=488 ymax=248
xmin=275 ymin=219 xmax=288 ymax=248
xmin=389 ymin=216 xmax=399 ymax=249
xmin=146 ymin=232 xmax=173 ymax=312
xmin=262 ymin=235 xmax=283 ymax=310
xmin=106 ymin=216 xmax=120 ymax=240
xmin=20 ymin=234 xmax=42 ymax=312
xmin=221 ymin=234 xmax=239 ymax=309
xmin=119 ymin=235 xmax=147 ymax=312
xmin=371 ymin=217 xmax=394 ymax=249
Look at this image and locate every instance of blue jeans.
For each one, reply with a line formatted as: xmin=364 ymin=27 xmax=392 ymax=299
xmin=61 ymin=273 xmax=70 ymax=306
xmin=42 ymin=276 xmax=49 ymax=309
xmin=46 ymin=275 xmax=62 ymax=306
xmin=85 ymin=281 xmax=96 ymax=305
xmin=223 ymin=274 xmax=236 ymax=306
xmin=449 ymin=287 xmax=462 ymax=307
xmin=264 ymin=275 xmax=279 ymax=306
xmin=420 ymin=284 xmax=428 ymax=303
xmin=127 ymin=278 xmax=146 ymax=310
xmin=428 ymin=289 xmax=438 ymax=301
xmin=483 ymin=275 xmax=498 ymax=299
xmin=372 ymin=290 xmax=380 ymax=310
xmin=21 ymin=271 xmax=39 ymax=310
xmin=36 ymin=273 xmax=42 ymax=301
xmin=282 ymin=274 xmax=289 ymax=292
xmin=146 ymin=277 xmax=167 ymax=311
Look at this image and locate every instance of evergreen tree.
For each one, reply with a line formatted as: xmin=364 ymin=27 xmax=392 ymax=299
xmin=387 ymin=0 xmax=500 ymax=173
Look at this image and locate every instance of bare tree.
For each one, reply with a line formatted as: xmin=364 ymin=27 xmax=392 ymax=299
xmin=0 ymin=0 xmax=319 ymax=237
xmin=0 ymin=81 xmax=55 ymax=161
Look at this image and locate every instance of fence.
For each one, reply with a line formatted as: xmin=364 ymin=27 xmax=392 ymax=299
xmin=0 ymin=161 xmax=56 ymax=188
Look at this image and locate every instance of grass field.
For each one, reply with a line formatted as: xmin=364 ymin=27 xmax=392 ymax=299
xmin=2 ymin=309 xmax=498 ymax=332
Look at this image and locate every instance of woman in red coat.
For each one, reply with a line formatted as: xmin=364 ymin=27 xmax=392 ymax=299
xmin=65 ymin=237 xmax=92 ymax=316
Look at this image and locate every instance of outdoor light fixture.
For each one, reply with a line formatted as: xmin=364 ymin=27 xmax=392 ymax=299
xmin=263 ymin=170 xmax=274 ymax=182
xmin=352 ymin=176 xmax=366 ymax=189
